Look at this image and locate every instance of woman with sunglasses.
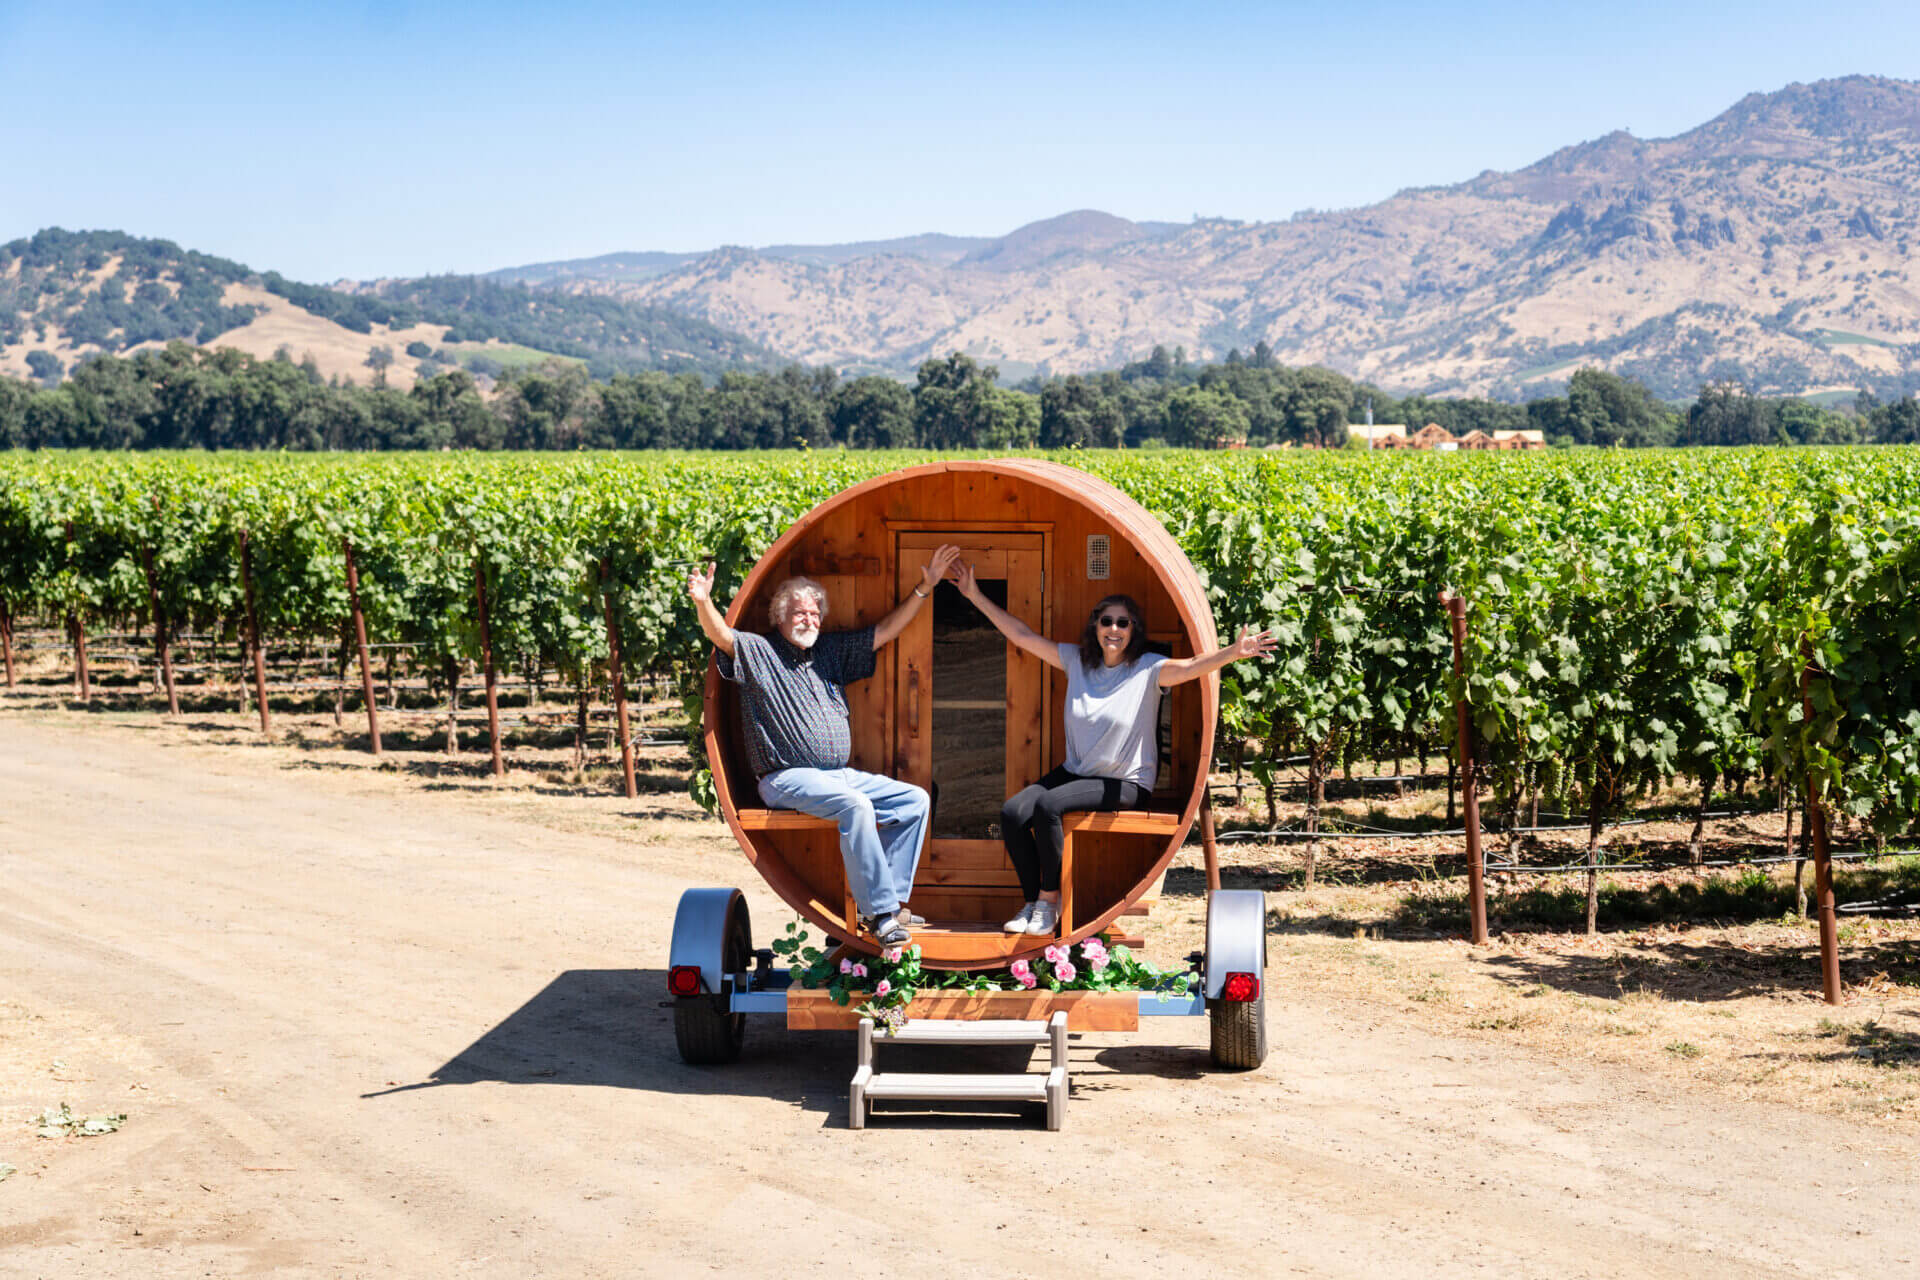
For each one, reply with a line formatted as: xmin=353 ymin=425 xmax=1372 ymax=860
xmin=953 ymin=564 xmax=1278 ymax=935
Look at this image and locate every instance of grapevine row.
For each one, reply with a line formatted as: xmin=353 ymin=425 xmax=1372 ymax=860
xmin=3 ymin=449 xmax=1917 ymax=857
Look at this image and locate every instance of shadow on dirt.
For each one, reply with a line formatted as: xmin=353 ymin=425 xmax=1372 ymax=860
xmin=1752 ymin=1014 xmax=1920 ymax=1068
xmin=360 ymin=968 xmax=858 ymax=1124
xmin=361 ymin=968 xmax=1220 ymax=1128
xmin=1476 ymin=936 xmax=1920 ymax=1003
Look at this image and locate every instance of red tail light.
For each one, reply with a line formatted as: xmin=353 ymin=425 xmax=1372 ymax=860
xmin=668 ymin=965 xmax=703 ymax=997
xmin=1221 ymin=972 xmax=1260 ymax=1002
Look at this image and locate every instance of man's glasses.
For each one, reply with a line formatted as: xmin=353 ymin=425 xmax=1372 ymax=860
xmin=1097 ymin=615 xmax=1132 ymax=630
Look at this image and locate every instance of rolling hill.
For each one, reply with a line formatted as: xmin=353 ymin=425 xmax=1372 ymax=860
xmin=0 ymin=230 xmax=773 ymax=390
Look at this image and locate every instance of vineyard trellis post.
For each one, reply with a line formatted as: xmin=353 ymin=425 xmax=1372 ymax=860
xmin=1201 ymin=806 xmax=1221 ymax=893
xmin=1 ymin=598 xmax=14 ymax=687
xmin=473 ymin=557 xmax=505 ymax=779
xmin=600 ymin=559 xmax=638 ymax=801
xmin=1800 ymin=646 xmax=1842 ymax=1004
xmin=342 ymin=540 xmax=382 ymax=756
xmin=1441 ymin=590 xmax=1488 ymax=945
xmin=64 ymin=521 xmax=91 ymax=702
xmin=67 ymin=612 xmax=91 ymax=701
xmin=238 ymin=530 xmax=271 ymax=734
xmin=141 ymin=545 xmax=180 ymax=716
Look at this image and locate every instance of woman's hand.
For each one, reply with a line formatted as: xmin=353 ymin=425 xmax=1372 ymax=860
xmin=1230 ymin=625 xmax=1278 ymax=661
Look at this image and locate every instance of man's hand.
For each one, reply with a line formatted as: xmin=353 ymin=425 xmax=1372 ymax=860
xmin=1231 ymin=625 xmax=1279 ymax=660
xmin=921 ymin=544 xmax=961 ymax=594
xmin=687 ymin=561 xmax=716 ymax=605
xmin=953 ymin=560 xmax=980 ymax=600
xmin=687 ymin=561 xmax=734 ymax=656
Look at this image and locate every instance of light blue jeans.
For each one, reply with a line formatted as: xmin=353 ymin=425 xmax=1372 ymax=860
xmin=757 ymin=767 xmax=930 ymax=919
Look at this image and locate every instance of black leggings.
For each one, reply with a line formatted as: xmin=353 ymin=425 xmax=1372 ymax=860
xmin=1000 ymin=766 xmax=1147 ymax=901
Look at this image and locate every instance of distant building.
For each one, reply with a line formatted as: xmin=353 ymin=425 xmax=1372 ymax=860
xmin=1348 ymin=423 xmax=1408 ymax=448
xmin=1491 ymin=429 xmax=1547 ymax=450
xmin=1350 ymin=422 xmax=1547 ymax=453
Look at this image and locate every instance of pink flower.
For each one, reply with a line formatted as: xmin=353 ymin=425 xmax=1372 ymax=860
xmin=839 ymin=958 xmax=854 ymax=975
xmin=874 ymin=978 xmax=891 ymax=997
xmin=1053 ymin=959 xmax=1076 ymax=983
xmin=1010 ymin=960 xmax=1037 ymax=990
xmin=1087 ymin=951 xmax=1109 ymax=973
xmin=883 ymin=947 xmax=905 ymax=963
xmin=1043 ymin=944 xmax=1065 ymax=964
xmin=850 ymin=962 xmax=868 ymax=979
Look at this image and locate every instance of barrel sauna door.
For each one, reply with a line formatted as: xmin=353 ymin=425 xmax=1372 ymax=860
xmin=893 ymin=530 xmax=1047 ymax=924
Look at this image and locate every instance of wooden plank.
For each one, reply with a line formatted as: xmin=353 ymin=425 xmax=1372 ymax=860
xmin=905 ymin=887 xmax=1027 ymax=918
xmin=912 ymin=865 xmax=1022 ymax=889
xmin=1060 ymin=811 xmax=1182 ymax=834
xmin=893 ymin=546 xmax=933 ymax=787
xmin=919 ymin=838 xmax=1011 ymax=870
xmin=787 ymin=987 xmax=1139 ymax=1031
xmin=1005 ymin=544 xmax=1047 ymax=802
xmin=736 ymin=809 xmax=836 ymax=830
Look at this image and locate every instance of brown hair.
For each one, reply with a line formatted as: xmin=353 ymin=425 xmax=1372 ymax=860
xmin=1078 ymin=594 xmax=1148 ymax=671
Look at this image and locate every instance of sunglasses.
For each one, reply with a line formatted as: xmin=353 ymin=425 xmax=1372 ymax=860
xmin=1097 ymin=614 xmax=1132 ymax=630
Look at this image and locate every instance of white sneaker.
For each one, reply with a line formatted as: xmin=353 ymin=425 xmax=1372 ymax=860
xmin=1003 ymin=902 xmax=1037 ymax=933
xmin=1025 ymin=900 xmax=1059 ymax=935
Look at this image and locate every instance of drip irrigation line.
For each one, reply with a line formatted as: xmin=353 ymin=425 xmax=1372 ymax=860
xmin=1484 ymin=849 xmax=1910 ymax=874
xmin=1492 ymin=819 xmax=1649 ymax=834
xmin=1215 ymin=815 xmax=1653 ymax=842
xmin=1217 ymin=827 xmax=1468 ymax=841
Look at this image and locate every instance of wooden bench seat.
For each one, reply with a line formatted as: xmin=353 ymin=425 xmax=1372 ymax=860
xmin=734 ymin=808 xmax=1182 ymax=834
xmin=732 ymin=806 xmax=1185 ymax=945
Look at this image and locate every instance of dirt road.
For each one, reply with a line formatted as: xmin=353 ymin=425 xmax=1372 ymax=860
xmin=2 ymin=715 xmax=1913 ymax=1278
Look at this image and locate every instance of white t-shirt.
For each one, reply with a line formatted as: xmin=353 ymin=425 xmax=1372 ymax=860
xmin=1057 ymin=642 xmax=1168 ymax=787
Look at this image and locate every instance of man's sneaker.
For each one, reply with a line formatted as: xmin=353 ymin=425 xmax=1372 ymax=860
xmin=896 ymin=906 xmax=928 ymax=928
xmin=1024 ymin=900 xmax=1059 ymax=935
xmin=1003 ymin=902 xmax=1036 ymax=933
xmin=871 ymin=913 xmax=913 ymax=947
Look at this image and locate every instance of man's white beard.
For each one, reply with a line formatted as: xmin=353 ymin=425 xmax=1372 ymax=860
xmin=788 ymin=623 xmax=819 ymax=649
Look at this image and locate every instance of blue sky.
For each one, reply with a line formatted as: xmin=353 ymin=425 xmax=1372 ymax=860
xmin=3 ymin=1 xmax=1916 ymax=281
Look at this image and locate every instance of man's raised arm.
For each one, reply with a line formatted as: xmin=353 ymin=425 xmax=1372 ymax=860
xmin=871 ymin=543 xmax=961 ymax=651
xmin=687 ymin=561 xmax=735 ymax=657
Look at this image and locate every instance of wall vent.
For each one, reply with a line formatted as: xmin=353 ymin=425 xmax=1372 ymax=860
xmin=1086 ymin=534 xmax=1110 ymax=580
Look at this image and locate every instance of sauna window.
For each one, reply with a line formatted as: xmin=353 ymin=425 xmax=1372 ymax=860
xmin=930 ymin=578 xmax=1008 ymax=839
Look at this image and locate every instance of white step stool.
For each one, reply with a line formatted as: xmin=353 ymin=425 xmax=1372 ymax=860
xmin=849 ymin=1012 xmax=1069 ymax=1130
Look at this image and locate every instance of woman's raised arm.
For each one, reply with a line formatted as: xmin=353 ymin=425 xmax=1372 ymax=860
xmin=954 ymin=562 xmax=1065 ymax=671
xmin=1156 ymin=626 xmax=1278 ymax=687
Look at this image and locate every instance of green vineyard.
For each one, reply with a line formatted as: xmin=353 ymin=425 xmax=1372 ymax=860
xmin=2 ymin=447 xmax=1917 ymax=858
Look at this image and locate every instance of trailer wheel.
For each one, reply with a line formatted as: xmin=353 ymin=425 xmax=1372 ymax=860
xmin=1209 ymin=986 xmax=1267 ymax=1070
xmin=674 ymin=895 xmax=751 ymax=1064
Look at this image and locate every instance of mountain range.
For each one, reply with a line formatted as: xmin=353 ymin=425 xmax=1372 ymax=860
xmin=6 ymin=76 xmax=1920 ymax=402
xmin=489 ymin=75 xmax=1920 ymax=399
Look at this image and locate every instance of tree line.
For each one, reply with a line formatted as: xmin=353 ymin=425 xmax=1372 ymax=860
xmin=3 ymin=339 xmax=1916 ymax=451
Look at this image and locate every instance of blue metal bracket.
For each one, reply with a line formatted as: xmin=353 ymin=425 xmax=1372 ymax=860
xmin=1137 ymin=991 xmax=1207 ymax=1017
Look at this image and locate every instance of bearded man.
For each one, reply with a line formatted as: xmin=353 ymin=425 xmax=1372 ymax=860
xmin=688 ymin=545 xmax=960 ymax=948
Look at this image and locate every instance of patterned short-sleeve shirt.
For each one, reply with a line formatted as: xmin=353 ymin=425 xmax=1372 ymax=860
xmin=716 ymin=626 xmax=877 ymax=776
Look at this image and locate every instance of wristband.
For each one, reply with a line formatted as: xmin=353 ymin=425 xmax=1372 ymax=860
xmin=913 ymin=585 xmax=930 ymax=599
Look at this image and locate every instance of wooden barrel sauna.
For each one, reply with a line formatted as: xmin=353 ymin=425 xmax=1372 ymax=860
xmin=703 ymin=459 xmax=1218 ymax=969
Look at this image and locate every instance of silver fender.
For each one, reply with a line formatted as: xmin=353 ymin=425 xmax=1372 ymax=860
xmin=1204 ymin=889 xmax=1268 ymax=1000
xmin=670 ymin=888 xmax=747 ymax=994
